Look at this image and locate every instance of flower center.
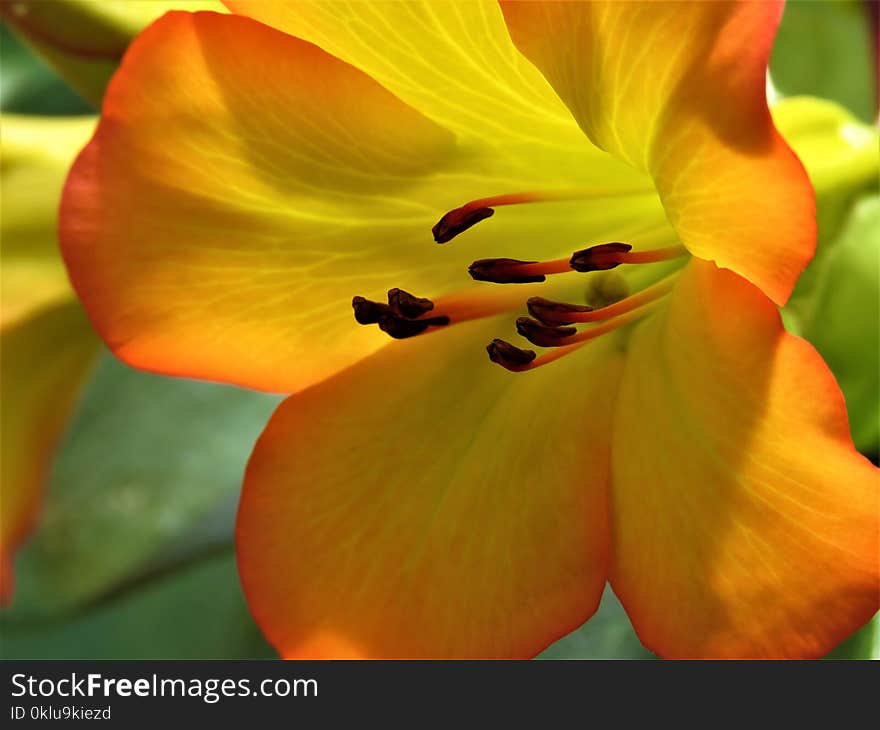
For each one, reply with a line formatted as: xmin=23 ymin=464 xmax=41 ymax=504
xmin=352 ymin=191 xmax=688 ymax=370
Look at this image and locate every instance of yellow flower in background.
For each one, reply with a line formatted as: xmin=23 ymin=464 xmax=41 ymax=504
xmin=0 ymin=0 xmax=226 ymax=604
xmin=0 ymin=115 xmax=99 ymax=602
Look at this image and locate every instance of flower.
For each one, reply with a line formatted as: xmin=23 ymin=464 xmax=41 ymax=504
xmin=59 ymin=1 xmax=878 ymax=658
xmin=0 ymin=115 xmax=100 ymax=602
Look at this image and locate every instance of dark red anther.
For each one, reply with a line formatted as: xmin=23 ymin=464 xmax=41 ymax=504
xmin=468 ymin=258 xmax=546 ymax=284
xmin=526 ymin=297 xmax=593 ymax=326
xmin=387 ymin=288 xmax=434 ymax=319
xmin=569 ymin=242 xmax=633 ymax=272
xmin=379 ymin=315 xmax=450 ymax=339
xmin=352 ymin=296 xmax=392 ymax=325
xmin=486 ymin=339 xmax=536 ymax=371
xmin=432 ymin=206 xmax=495 ymax=243
xmin=515 ymin=317 xmax=577 ymax=347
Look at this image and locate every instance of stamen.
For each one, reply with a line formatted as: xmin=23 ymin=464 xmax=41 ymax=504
xmin=515 ymin=317 xmax=577 ymax=347
xmin=525 ymin=298 xmax=593 ymax=326
xmin=528 ymin=272 xmax=677 ymax=325
xmin=569 ymin=242 xmax=633 ymax=272
xmin=427 ymin=284 xmax=548 ymax=323
xmin=387 ymin=288 xmax=434 ymax=318
xmin=488 ymin=294 xmax=668 ymax=372
xmin=486 ymin=339 xmax=536 ymax=372
xmin=531 ymin=297 xmax=665 ymax=350
xmin=379 ymin=315 xmax=450 ymax=339
xmin=352 ymin=296 xmax=392 ymax=325
xmin=432 ymin=206 xmax=494 ymax=244
xmin=570 ymin=243 xmax=686 ymax=272
xmin=433 ymin=190 xmax=593 ymax=244
xmin=353 ymin=291 xmax=448 ymax=339
xmin=468 ymin=258 xmax=554 ymax=284
xmin=470 ymin=244 xmax=686 ymax=284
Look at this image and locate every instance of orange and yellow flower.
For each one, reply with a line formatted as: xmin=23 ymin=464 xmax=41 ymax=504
xmin=59 ymin=1 xmax=878 ymax=658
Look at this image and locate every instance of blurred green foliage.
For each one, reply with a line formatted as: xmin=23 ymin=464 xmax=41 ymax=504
xmin=771 ymin=0 xmax=876 ymax=122
xmin=1 ymin=355 xmax=280 ymax=656
xmin=0 ymin=25 xmax=93 ymax=114
xmin=539 ymin=590 xmax=654 ymax=660
xmin=4 ymin=355 xmax=281 ymax=622
xmin=1 ymin=1 xmax=225 ymax=105
xmin=773 ymin=96 xmax=878 ymax=459
xmin=801 ymin=196 xmax=880 ymax=456
xmin=1 ymin=0 xmax=878 ymax=660
xmin=2 ymin=552 xmax=274 ymax=659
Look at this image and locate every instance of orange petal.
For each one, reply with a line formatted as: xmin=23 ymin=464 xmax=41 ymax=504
xmin=238 ymin=318 xmax=622 ymax=658
xmin=610 ymin=260 xmax=879 ymax=658
xmin=61 ymin=11 xmax=461 ymax=393
xmin=500 ymin=1 xmax=816 ymax=305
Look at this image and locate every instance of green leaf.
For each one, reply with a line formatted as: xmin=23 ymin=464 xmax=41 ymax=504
xmin=824 ymin=614 xmax=879 ymax=660
xmin=771 ymin=0 xmax=875 ymax=123
xmin=0 ymin=25 xmax=92 ymax=115
xmin=1 ymin=1 xmax=226 ymax=107
xmin=775 ymin=99 xmax=879 ymax=455
xmin=799 ymin=196 xmax=880 ymax=456
xmin=1 ymin=551 xmax=275 ymax=659
xmin=4 ymin=353 xmax=281 ymax=621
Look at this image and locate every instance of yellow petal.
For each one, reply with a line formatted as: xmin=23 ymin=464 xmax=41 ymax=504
xmin=2 ymin=115 xmax=96 ymax=325
xmin=1 ymin=115 xmax=100 ymax=602
xmin=62 ymin=10 xmax=659 ymax=393
xmin=225 ymin=0 xmax=600 ymax=148
xmin=500 ymin=1 xmax=816 ymax=305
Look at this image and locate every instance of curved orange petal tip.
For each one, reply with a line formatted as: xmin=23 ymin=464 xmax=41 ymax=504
xmin=499 ymin=0 xmax=816 ymax=305
xmin=60 ymin=10 xmax=459 ymax=394
xmin=238 ymin=319 xmax=622 ymax=658
xmin=610 ymin=260 xmax=879 ymax=658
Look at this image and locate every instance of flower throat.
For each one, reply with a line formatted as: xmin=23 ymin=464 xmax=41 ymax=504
xmin=351 ymin=191 xmax=687 ymax=372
